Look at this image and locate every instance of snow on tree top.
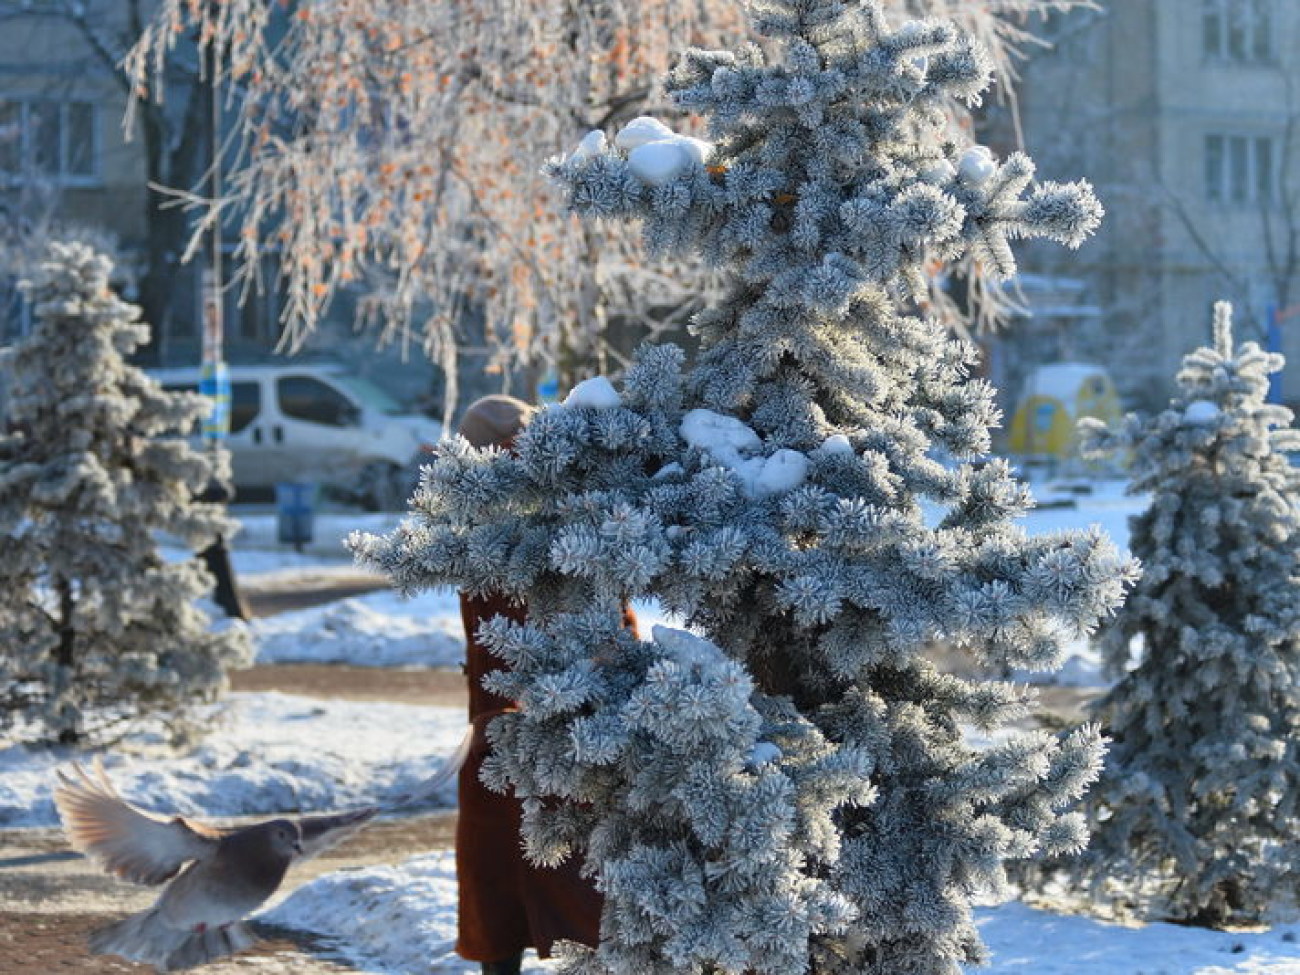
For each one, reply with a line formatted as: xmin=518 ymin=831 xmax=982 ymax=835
xmin=679 ymin=408 xmax=810 ymax=497
xmin=1181 ymin=400 xmax=1221 ymax=425
xmin=747 ymin=449 xmax=810 ymax=497
xmin=627 ymin=141 xmax=696 ymax=186
xmin=653 ymin=462 xmax=686 ymax=479
xmin=891 ymin=21 xmax=929 ymax=45
xmin=627 ymin=136 xmax=712 ymax=186
xmin=598 ymin=114 xmax=714 ymax=186
xmin=920 ymin=158 xmax=957 ymax=185
xmin=747 ymin=741 xmax=783 ymax=769
xmin=569 ymin=129 xmax=607 ymax=164
xmin=815 ymin=433 xmax=855 ymax=457
xmin=651 ymin=624 xmax=719 ymax=668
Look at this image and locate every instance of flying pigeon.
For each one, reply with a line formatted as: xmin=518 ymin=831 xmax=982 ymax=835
xmin=54 ymin=736 xmax=471 ymax=972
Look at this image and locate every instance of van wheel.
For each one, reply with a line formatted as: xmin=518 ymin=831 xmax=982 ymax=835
xmin=358 ymin=462 xmax=409 ymax=512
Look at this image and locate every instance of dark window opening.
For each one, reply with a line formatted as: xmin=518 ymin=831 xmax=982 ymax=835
xmin=231 ymin=381 xmax=261 ymax=433
xmin=277 ymin=376 xmax=357 ymax=427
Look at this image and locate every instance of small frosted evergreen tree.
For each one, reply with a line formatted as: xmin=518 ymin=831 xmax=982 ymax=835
xmin=0 ymin=242 xmax=251 ymax=746
xmin=355 ymin=3 xmax=1135 ymax=971
xmin=1070 ymin=302 xmax=1300 ymax=927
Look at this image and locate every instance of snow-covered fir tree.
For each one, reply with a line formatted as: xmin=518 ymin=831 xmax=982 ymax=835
xmin=0 ymin=243 xmax=251 ymax=746
xmin=1069 ymin=302 xmax=1300 ymax=927
xmin=354 ymin=3 xmax=1136 ymax=971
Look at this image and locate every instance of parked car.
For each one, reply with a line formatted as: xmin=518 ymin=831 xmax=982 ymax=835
xmin=150 ymin=363 xmax=443 ymax=510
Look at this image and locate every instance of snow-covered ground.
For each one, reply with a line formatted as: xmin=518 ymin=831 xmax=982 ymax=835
xmin=269 ymin=853 xmax=1300 ymax=974
xmin=253 ymin=588 xmax=468 ymax=668
xmin=0 ymin=693 xmax=466 ymax=828
xmin=8 ymin=483 xmax=1298 ymax=973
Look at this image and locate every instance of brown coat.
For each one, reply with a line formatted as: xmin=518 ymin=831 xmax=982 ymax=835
xmin=456 ymin=593 xmax=637 ymax=963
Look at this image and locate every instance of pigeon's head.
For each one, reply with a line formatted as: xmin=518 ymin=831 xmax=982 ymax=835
xmin=265 ymin=819 xmax=304 ymax=858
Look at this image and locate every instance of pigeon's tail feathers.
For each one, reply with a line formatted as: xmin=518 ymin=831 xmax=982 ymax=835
xmin=162 ymin=921 xmax=256 ymax=971
xmin=88 ymin=906 xmax=188 ymax=968
xmin=296 ymin=805 xmax=379 ymax=860
xmin=89 ymin=909 xmax=255 ymax=972
xmin=381 ymin=723 xmax=474 ymax=811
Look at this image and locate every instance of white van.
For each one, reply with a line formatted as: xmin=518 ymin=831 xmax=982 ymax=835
xmin=150 ymin=363 xmax=443 ymax=510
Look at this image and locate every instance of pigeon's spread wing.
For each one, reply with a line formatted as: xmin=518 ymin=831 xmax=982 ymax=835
xmin=295 ymin=806 xmax=378 ymax=861
xmin=53 ymin=759 xmax=220 ymax=886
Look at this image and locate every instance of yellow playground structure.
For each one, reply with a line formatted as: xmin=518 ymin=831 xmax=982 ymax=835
xmin=1007 ymin=363 xmax=1122 ymax=461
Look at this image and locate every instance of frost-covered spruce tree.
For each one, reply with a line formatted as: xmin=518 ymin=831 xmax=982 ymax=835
xmin=1070 ymin=302 xmax=1300 ymax=927
xmin=354 ymin=3 xmax=1135 ymax=972
xmin=0 ymin=243 xmax=251 ymax=746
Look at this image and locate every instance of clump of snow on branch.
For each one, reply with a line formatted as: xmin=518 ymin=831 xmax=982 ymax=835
xmin=679 ymin=408 xmax=811 ymax=498
xmin=563 ymin=376 xmax=623 ymax=410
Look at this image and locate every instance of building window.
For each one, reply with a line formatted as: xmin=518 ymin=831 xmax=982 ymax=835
xmin=0 ymin=98 xmax=100 ymax=185
xmin=1206 ymin=134 xmax=1276 ymax=204
xmin=1203 ymin=0 xmax=1274 ymax=63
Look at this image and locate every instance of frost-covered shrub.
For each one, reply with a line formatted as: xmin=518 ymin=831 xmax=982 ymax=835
xmin=354 ymin=2 xmax=1134 ymax=971
xmin=0 ymin=243 xmax=251 ymax=746
xmin=1069 ymin=302 xmax=1300 ymax=927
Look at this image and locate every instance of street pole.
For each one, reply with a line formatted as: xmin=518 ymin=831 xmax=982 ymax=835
xmin=197 ymin=29 xmax=248 ymax=620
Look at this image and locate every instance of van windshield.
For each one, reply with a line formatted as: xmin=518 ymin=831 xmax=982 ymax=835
xmin=332 ymin=375 xmax=405 ymax=415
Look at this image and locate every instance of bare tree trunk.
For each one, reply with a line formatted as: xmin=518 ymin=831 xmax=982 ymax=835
xmin=134 ymin=90 xmax=212 ymax=363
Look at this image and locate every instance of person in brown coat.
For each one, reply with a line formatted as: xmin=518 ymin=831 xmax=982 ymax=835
xmin=455 ymin=395 xmax=612 ymax=975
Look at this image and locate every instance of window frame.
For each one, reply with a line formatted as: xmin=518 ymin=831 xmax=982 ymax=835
xmin=0 ymin=96 xmax=102 ymax=188
xmin=1202 ymin=0 xmax=1276 ymax=65
xmin=1205 ymin=132 xmax=1279 ymax=206
xmin=230 ymin=381 xmax=262 ymax=434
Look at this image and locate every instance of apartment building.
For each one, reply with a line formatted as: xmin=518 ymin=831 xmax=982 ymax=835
xmin=1000 ymin=0 xmax=1300 ymax=411
xmin=0 ymin=2 xmax=143 ymax=328
xmin=0 ymin=0 xmax=294 ymax=366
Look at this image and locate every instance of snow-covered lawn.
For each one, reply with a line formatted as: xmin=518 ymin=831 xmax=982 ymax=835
xmin=7 ymin=485 xmax=1299 ymax=972
xmin=252 ymin=588 xmax=468 ymax=668
xmin=0 ymin=693 xmax=466 ymax=828
xmin=974 ymin=903 xmax=1300 ymax=974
